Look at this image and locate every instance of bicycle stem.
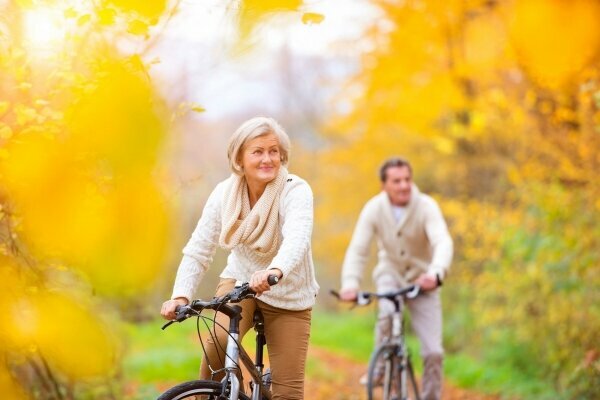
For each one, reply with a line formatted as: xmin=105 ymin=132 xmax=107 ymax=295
xmin=224 ymin=332 xmax=241 ymax=400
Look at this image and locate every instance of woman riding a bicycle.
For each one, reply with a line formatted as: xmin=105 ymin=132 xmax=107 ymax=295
xmin=160 ymin=116 xmax=319 ymax=400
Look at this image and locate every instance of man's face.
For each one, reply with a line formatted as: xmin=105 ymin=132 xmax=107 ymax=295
xmin=382 ymin=166 xmax=412 ymax=206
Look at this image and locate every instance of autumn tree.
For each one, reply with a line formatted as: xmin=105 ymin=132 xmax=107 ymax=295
xmin=315 ymin=0 xmax=600 ymax=397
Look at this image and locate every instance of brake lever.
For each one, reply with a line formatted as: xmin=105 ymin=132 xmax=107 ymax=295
xmin=406 ymin=285 xmax=421 ymax=299
xmin=161 ymin=305 xmax=194 ymax=330
xmin=229 ymin=283 xmax=251 ymax=302
xmin=161 ymin=320 xmax=175 ymax=330
xmin=357 ymin=292 xmax=371 ymax=306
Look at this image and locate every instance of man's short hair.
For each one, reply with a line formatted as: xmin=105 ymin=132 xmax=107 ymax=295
xmin=379 ymin=157 xmax=413 ymax=182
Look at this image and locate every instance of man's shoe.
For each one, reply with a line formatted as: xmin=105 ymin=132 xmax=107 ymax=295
xmin=359 ymin=373 xmax=368 ymax=386
xmin=359 ymin=372 xmax=383 ymax=386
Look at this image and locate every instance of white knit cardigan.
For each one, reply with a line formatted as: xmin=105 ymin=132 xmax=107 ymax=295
xmin=171 ymin=174 xmax=319 ymax=310
xmin=341 ymin=185 xmax=453 ymax=290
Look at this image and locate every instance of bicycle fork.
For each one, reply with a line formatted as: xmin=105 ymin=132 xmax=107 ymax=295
xmin=392 ymin=305 xmax=409 ymax=400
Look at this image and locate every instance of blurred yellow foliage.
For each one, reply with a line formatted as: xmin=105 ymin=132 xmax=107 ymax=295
xmin=506 ymin=0 xmax=600 ymax=89
xmin=103 ymin=0 xmax=166 ymax=20
xmin=0 ymin=0 xmax=175 ymax=396
xmin=0 ymin=364 xmax=27 ymax=400
xmin=237 ymin=0 xmax=303 ymax=45
xmin=313 ymin=0 xmax=600 ymax=395
xmin=14 ymin=292 xmax=117 ymax=379
xmin=0 ymin=62 xmax=171 ymax=295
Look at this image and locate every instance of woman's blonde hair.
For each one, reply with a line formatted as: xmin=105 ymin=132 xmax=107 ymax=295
xmin=227 ymin=116 xmax=291 ymax=175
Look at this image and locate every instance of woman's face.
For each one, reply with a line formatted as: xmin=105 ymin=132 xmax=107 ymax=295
xmin=239 ymin=133 xmax=281 ymax=185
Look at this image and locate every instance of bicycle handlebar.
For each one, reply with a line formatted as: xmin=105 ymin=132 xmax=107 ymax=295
xmin=329 ymin=285 xmax=421 ymax=307
xmin=162 ymin=275 xmax=279 ymax=330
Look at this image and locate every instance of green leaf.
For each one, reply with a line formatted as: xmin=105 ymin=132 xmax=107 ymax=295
xmin=593 ymin=91 xmax=600 ymax=109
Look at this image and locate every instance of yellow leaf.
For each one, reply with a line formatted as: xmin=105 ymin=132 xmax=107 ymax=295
xmin=18 ymin=82 xmax=32 ymax=91
xmin=0 ymin=101 xmax=9 ymax=117
xmin=77 ymin=14 xmax=91 ymax=26
xmin=128 ymin=54 xmax=147 ymax=73
xmin=301 ymin=12 xmax=325 ymax=25
xmin=14 ymin=105 xmax=36 ymax=126
xmin=0 ymin=124 xmax=13 ymax=139
xmin=64 ymin=7 xmax=77 ymax=19
xmin=98 ymin=7 xmax=117 ymax=26
xmin=15 ymin=0 xmax=33 ymax=8
xmin=190 ymin=104 xmax=206 ymax=113
xmin=104 ymin=0 xmax=167 ymax=20
xmin=127 ymin=19 xmax=149 ymax=36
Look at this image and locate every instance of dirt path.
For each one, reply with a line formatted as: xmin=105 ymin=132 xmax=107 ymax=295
xmin=305 ymin=346 xmax=500 ymax=400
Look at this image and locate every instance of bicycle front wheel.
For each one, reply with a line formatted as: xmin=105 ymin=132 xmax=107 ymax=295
xmin=157 ymin=380 xmax=252 ymax=400
xmin=367 ymin=344 xmax=398 ymax=400
xmin=367 ymin=345 xmax=419 ymax=400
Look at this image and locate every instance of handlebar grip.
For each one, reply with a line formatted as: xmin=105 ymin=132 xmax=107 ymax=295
xmin=267 ymin=274 xmax=279 ymax=286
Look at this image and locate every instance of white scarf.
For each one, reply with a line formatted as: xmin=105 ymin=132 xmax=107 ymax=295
xmin=219 ymin=168 xmax=288 ymax=262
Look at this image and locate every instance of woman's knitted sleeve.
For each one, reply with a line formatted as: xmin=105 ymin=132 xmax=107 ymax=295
xmin=268 ymin=179 xmax=313 ymax=277
xmin=171 ymin=183 xmax=223 ymax=302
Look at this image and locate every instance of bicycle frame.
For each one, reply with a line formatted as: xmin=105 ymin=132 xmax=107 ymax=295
xmin=220 ymin=305 xmax=272 ymax=400
xmin=332 ymin=285 xmax=421 ymax=400
xmin=162 ymin=280 xmax=279 ymax=400
xmin=387 ymin=296 xmax=413 ymax=400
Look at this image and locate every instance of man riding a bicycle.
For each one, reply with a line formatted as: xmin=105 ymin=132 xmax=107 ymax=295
xmin=339 ymin=157 xmax=453 ymax=400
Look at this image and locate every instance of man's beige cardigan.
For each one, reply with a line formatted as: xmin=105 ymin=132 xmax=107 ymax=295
xmin=341 ymin=185 xmax=453 ymax=290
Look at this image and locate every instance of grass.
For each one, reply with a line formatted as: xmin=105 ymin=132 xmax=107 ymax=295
xmin=121 ymin=319 xmax=201 ymax=383
xmin=122 ymin=307 xmax=560 ymax=399
xmin=307 ymin=308 xmax=563 ymax=399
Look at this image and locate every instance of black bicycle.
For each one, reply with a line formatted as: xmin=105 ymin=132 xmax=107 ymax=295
xmin=332 ymin=285 xmax=422 ymax=400
xmin=158 ymin=276 xmax=278 ymax=400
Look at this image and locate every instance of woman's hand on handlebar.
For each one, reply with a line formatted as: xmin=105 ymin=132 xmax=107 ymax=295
xmin=250 ymin=269 xmax=282 ymax=296
xmin=161 ymin=297 xmax=189 ymax=320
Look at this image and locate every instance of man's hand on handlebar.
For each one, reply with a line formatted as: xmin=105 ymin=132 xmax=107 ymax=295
xmin=415 ymin=273 xmax=439 ymax=291
xmin=339 ymin=287 xmax=359 ymax=302
xmin=160 ymin=297 xmax=188 ymax=321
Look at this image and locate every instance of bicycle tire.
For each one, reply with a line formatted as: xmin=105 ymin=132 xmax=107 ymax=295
xmin=157 ymin=379 xmax=253 ymax=400
xmin=406 ymin=358 xmax=420 ymax=400
xmin=367 ymin=344 xmax=396 ymax=400
xmin=367 ymin=344 xmax=419 ymax=400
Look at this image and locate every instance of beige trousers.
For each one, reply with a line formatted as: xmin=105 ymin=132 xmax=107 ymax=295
xmin=200 ymin=279 xmax=312 ymax=400
xmin=375 ymin=273 xmax=444 ymax=356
